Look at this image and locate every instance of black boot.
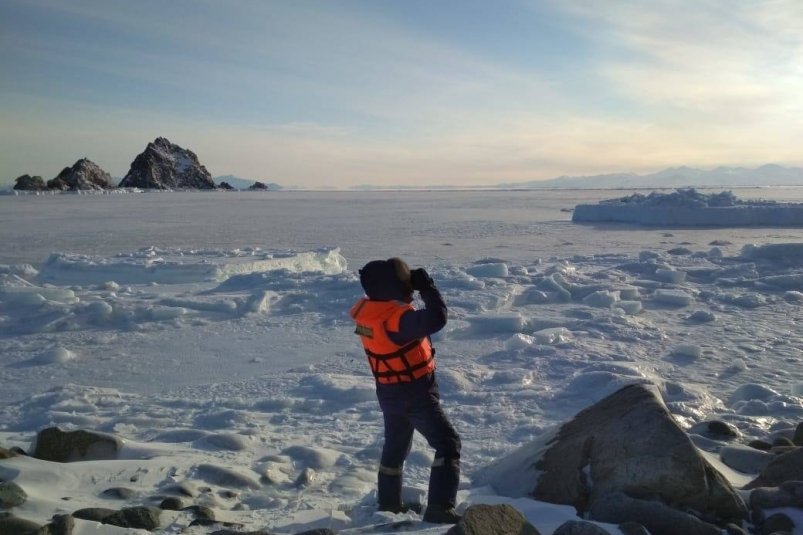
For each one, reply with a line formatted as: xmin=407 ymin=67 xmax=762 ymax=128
xmin=377 ymin=471 xmax=402 ymax=513
xmin=423 ymin=504 xmax=461 ymax=524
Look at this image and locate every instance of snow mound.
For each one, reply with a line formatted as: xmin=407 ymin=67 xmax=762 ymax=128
xmin=37 ymin=247 xmax=346 ymax=285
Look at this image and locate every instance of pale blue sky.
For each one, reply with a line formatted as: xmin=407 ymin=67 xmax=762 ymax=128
xmin=2 ymin=0 xmax=802 ymax=187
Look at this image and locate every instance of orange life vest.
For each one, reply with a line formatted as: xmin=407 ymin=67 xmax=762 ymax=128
xmin=350 ymin=298 xmax=435 ymax=384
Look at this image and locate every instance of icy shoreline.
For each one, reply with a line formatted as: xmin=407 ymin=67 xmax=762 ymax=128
xmin=3 ymin=239 xmax=803 ymax=533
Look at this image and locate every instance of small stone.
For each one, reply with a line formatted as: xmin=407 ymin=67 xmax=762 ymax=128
xmin=553 ymin=520 xmax=612 ymax=534
xmin=104 ymin=506 xmax=161 ymax=530
xmin=793 ymin=422 xmax=803 ymax=446
xmin=159 ymin=497 xmax=185 ymax=510
xmin=749 ymin=440 xmax=773 ymax=451
xmin=32 ymin=428 xmax=122 ymax=463
xmin=0 ymin=448 xmax=17 ymax=460
xmin=772 ymin=437 xmax=794 ymax=448
xmin=182 ymin=505 xmax=216 ymax=521
xmin=445 ymin=504 xmax=541 ymax=535
xmin=101 ymin=487 xmax=138 ymax=500
xmin=295 ymin=467 xmax=316 ymax=488
xmin=618 ymin=522 xmax=651 ymax=535
xmin=762 ymin=513 xmax=794 ymax=535
xmin=0 ymin=481 xmax=27 ymax=508
xmin=44 ymin=514 xmax=75 ymax=535
xmin=707 ymin=420 xmax=739 ymax=438
xmin=724 ymin=523 xmax=748 ymax=535
xmin=72 ymin=508 xmax=117 ymax=522
xmin=0 ymin=515 xmax=42 ymax=534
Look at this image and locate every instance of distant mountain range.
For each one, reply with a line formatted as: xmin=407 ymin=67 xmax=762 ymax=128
xmin=213 ymin=175 xmax=282 ymax=190
xmin=498 ymin=164 xmax=803 ymax=189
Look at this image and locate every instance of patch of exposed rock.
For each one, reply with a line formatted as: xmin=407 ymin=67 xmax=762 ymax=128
xmin=47 ymin=158 xmax=114 ymax=190
xmin=119 ymin=137 xmax=215 ymax=190
xmin=13 ymin=174 xmax=46 ymax=191
xmin=32 ymin=427 xmax=123 ymax=462
xmin=446 ymin=504 xmax=540 ymax=535
xmin=249 ymin=181 xmax=269 ymax=190
xmin=474 ymin=384 xmax=747 ymax=535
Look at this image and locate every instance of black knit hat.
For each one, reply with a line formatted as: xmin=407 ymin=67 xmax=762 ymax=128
xmin=359 ymin=258 xmax=412 ymax=301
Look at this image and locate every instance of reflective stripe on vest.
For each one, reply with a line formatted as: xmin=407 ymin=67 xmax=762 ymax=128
xmin=350 ymin=298 xmax=435 ymax=384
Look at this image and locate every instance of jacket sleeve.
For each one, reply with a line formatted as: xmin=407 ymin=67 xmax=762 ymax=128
xmin=387 ymin=285 xmax=447 ymax=345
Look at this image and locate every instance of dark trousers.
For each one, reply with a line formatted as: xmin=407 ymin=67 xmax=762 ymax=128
xmin=375 ymin=373 xmax=461 ymax=509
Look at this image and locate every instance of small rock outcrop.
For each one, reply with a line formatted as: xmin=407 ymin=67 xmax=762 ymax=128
xmin=249 ymin=181 xmax=269 ymax=190
xmin=119 ymin=137 xmax=215 ymax=190
xmin=47 ymin=158 xmax=114 ymax=190
xmin=218 ymin=181 xmax=235 ymax=190
xmin=74 ymin=506 xmax=160 ymax=530
xmin=445 ymin=504 xmax=540 ymax=535
xmin=13 ymin=174 xmax=46 ymax=191
xmin=32 ymin=427 xmax=123 ymax=462
xmin=475 ymin=384 xmax=747 ymax=535
xmin=745 ymin=448 xmax=803 ymax=489
xmin=0 ymin=515 xmax=42 ymax=534
xmin=0 ymin=481 xmax=27 ymax=508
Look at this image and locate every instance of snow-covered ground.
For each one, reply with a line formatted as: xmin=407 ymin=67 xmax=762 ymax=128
xmin=3 ymin=189 xmax=803 ymax=534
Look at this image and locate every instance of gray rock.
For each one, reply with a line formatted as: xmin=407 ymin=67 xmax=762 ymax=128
xmin=749 ymin=440 xmax=773 ymax=451
xmin=762 ymin=513 xmax=794 ymax=535
xmin=745 ymin=448 xmax=803 ymax=489
xmin=103 ymin=506 xmax=161 ymax=530
xmin=159 ymin=497 xmax=185 ymax=510
xmin=72 ymin=508 xmax=117 ymax=522
xmin=589 ymin=492 xmax=721 ymax=535
xmin=32 ymin=427 xmax=122 ymax=463
xmin=47 ymin=159 xmax=114 ymax=191
xmin=553 ymin=520 xmax=612 ymax=535
xmin=724 ymin=524 xmax=748 ymax=535
xmin=528 ymin=385 xmax=746 ymax=524
xmin=100 ymin=487 xmax=138 ymax=500
xmin=294 ymin=530 xmax=337 ymax=535
xmin=618 ymin=522 xmax=651 ymax=535
xmin=690 ymin=420 xmax=740 ymax=440
xmin=42 ymin=514 xmax=74 ymax=535
xmin=195 ymin=464 xmax=261 ymax=489
xmin=720 ymin=444 xmax=773 ymax=474
xmin=0 ymin=481 xmax=27 ymax=508
xmin=773 ymin=437 xmax=795 ymax=448
xmin=119 ymin=137 xmax=215 ymax=190
xmin=218 ymin=181 xmax=235 ymax=191
xmin=13 ymin=175 xmax=47 ymax=191
xmin=749 ymin=482 xmax=803 ymax=509
xmin=445 ymin=504 xmax=541 ymax=535
xmin=793 ymin=422 xmax=803 ymax=446
xmin=0 ymin=515 xmax=42 ymax=535
xmin=295 ymin=467 xmax=316 ymax=488
xmin=182 ymin=505 xmax=215 ymax=521
xmin=249 ymin=181 xmax=269 ymax=191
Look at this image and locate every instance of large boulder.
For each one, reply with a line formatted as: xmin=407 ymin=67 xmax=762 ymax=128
xmin=119 ymin=137 xmax=215 ymax=190
xmin=32 ymin=427 xmax=123 ymax=462
xmin=475 ymin=384 xmax=747 ymax=534
xmin=13 ymin=174 xmax=46 ymax=191
xmin=47 ymin=159 xmax=114 ymax=190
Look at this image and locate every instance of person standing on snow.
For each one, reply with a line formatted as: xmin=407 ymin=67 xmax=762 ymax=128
xmin=350 ymin=257 xmax=461 ymax=524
